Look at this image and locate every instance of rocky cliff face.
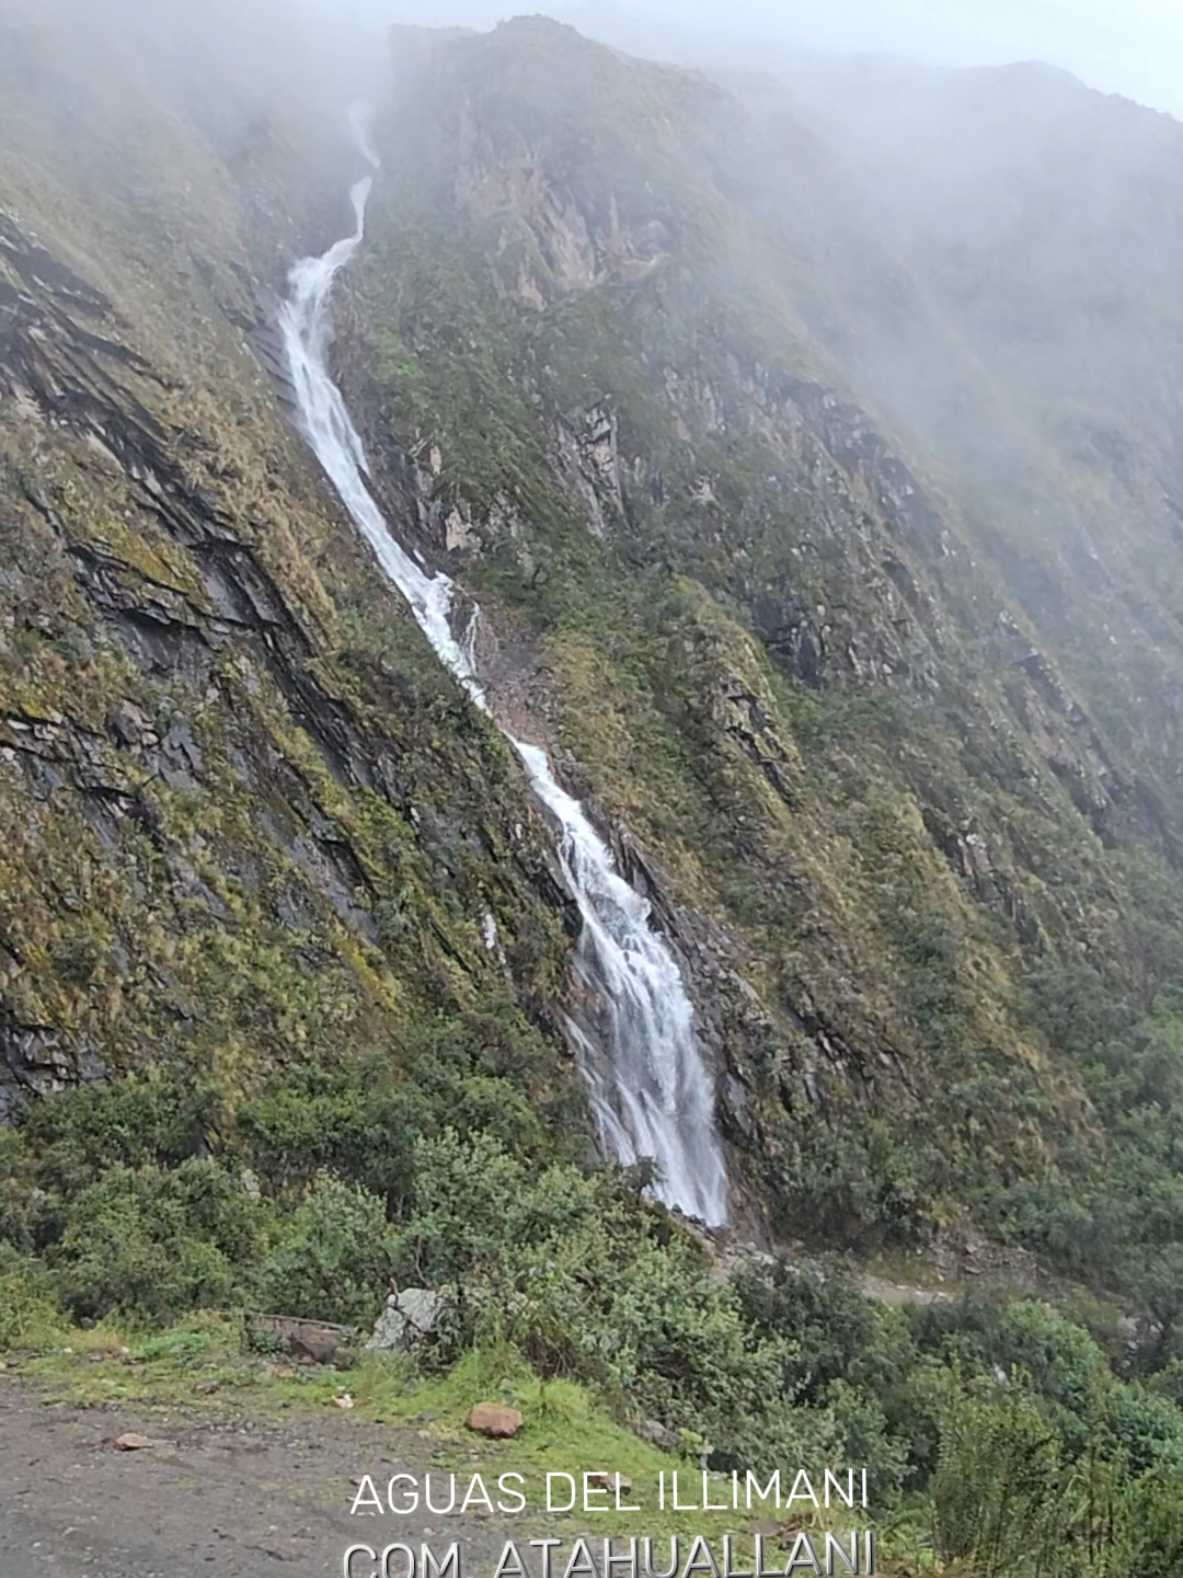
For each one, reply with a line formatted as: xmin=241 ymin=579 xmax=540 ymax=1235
xmin=0 ymin=4 xmax=584 ymax=1157
xmin=3 ymin=8 xmax=1182 ymax=1255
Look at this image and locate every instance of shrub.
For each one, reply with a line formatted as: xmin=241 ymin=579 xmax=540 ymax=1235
xmin=54 ymin=1159 xmax=265 ymax=1324
xmin=993 ymin=1300 xmax=1107 ymax=1455
xmin=18 ymin=1070 xmax=217 ymax=1201
xmin=390 ymin=1131 xmax=800 ymax=1464
xmin=252 ymin=1174 xmax=397 ymax=1328
xmin=236 ymin=1023 xmax=559 ymax=1217
xmin=733 ymin=1256 xmax=886 ymax=1402
xmin=931 ymin=1375 xmax=1066 ymax=1576
xmin=1104 ymin=1383 xmax=1183 ymax=1478
xmin=0 ymin=1242 xmax=65 ymax=1351
xmin=1123 ymin=1468 xmax=1183 ymax=1578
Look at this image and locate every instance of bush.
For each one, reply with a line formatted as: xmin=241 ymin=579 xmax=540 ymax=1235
xmin=1104 ymin=1383 xmax=1183 ymax=1478
xmin=1123 ymin=1468 xmax=1183 ymax=1578
xmin=54 ymin=1159 xmax=265 ymax=1324
xmin=992 ymin=1300 xmax=1107 ymax=1455
xmin=0 ymin=1243 xmax=65 ymax=1351
xmin=252 ymin=1174 xmax=397 ymax=1327
xmin=733 ymin=1256 xmax=887 ymax=1402
xmin=731 ymin=1256 xmax=918 ymax=1495
xmin=237 ymin=1064 xmax=413 ymax=1205
xmin=931 ymin=1375 xmax=1066 ymax=1576
xmin=236 ymin=1024 xmax=560 ymax=1216
xmin=392 ymin=1131 xmax=802 ymax=1465
xmin=17 ymin=1069 xmax=218 ymax=1202
xmin=390 ymin=1127 xmax=564 ymax=1289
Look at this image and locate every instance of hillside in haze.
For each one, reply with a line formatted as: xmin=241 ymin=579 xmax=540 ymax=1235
xmin=4 ymin=6 xmax=1183 ymax=1564
xmin=340 ymin=18 xmax=1183 ymax=1248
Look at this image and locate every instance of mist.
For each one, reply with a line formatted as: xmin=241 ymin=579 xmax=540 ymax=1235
xmin=301 ymin=0 xmax=1183 ymax=118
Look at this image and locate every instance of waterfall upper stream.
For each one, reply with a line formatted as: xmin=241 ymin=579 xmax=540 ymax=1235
xmin=279 ymin=144 xmax=729 ymax=1227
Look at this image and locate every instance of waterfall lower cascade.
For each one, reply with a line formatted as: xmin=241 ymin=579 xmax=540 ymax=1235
xmin=279 ymin=140 xmax=729 ymax=1228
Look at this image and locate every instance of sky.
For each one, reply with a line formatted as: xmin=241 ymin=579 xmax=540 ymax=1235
xmin=368 ymin=0 xmax=1183 ymax=118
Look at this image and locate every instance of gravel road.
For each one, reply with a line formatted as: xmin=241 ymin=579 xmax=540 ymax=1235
xmin=0 ymin=1379 xmax=515 ymax=1577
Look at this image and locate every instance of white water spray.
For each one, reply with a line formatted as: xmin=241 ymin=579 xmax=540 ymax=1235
xmin=278 ymin=124 xmax=728 ymax=1226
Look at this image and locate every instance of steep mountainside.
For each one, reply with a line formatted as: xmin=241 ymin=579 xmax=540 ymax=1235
xmin=332 ymin=19 xmax=1183 ymax=1254
xmin=10 ymin=15 xmax=1183 ymax=1561
xmin=764 ymin=51 xmax=1183 ymax=785
xmin=4 ymin=6 xmax=1183 ymax=1279
xmin=0 ymin=4 xmax=587 ymax=1164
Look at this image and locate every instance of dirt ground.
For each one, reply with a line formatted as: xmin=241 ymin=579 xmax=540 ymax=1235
xmin=0 ymin=1378 xmax=516 ymax=1577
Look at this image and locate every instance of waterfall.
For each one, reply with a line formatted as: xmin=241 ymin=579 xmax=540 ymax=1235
xmin=277 ymin=137 xmax=729 ymax=1227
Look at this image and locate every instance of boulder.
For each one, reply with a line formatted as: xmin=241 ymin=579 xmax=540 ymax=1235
xmin=365 ymin=1287 xmax=441 ymax=1353
xmin=466 ymin=1403 xmax=523 ymax=1439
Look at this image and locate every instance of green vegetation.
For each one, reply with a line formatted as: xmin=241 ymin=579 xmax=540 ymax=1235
xmin=5 ymin=1091 xmax=1183 ymax=1577
xmin=997 ymin=978 xmax=1183 ymax=1327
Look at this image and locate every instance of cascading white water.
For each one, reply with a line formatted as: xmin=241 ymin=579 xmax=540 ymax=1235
xmin=278 ymin=135 xmax=729 ymax=1227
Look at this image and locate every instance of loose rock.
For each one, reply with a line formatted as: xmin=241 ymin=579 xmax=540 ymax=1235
xmin=366 ymin=1287 xmax=441 ymax=1353
xmin=466 ymin=1403 xmax=523 ymax=1439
